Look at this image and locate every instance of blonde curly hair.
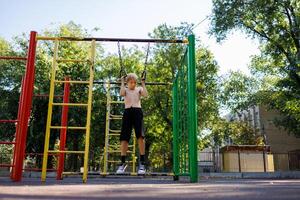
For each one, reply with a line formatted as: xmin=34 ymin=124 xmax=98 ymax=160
xmin=126 ymin=73 xmax=138 ymax=83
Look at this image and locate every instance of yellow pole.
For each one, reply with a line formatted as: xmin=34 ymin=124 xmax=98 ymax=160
xmin=103 ymin=82 xmax=111 ymax=175
xmin=41 ymin=39 xmax=59 ymax=182
xmin=132 ymin=134 xmax=136 ymax=174
xmin=82 ymin=40 xmax=96 ymax=183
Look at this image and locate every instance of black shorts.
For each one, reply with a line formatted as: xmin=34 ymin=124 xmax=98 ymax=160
xmin=120 ymin=107 xmax=144 ymax=142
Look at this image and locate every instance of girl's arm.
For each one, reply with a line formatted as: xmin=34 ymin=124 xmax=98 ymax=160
xmin=120 ymin=77 xmax=126 ymax=96
xmin=140 ymin=81 xmax=148 ymax=97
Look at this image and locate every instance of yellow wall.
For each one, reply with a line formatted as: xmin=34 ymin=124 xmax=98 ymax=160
xmin=223 ymin=151 xmax=274 ymax=172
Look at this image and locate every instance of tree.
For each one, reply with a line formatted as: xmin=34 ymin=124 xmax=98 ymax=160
xmin=219 ymin=70 xmax=259 ymax=112
xmin=209 ymin=118 xmax=260 ymax=147
xmin=210 ymin=0 xmax=300 ymax=136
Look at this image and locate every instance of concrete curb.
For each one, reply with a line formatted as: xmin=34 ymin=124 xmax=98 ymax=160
xmin=200 ymin=172 xmax=300 ymax=179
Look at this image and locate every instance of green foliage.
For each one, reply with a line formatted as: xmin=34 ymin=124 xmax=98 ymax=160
xmin=210 ymin=0 xmax=300 ymax=136
xmin=209 ymin=118 xmax=259 ymax=148
xmin=220 ymin=71 xmax=259 ymax=111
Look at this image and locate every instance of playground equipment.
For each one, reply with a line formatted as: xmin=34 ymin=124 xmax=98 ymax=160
xmin=173 ymin=37 xmax=198 ymax=182
xmin=0 ymin=31 xmax=198 ymax=183
xmin=102 ymin=82 xmax=137 ymax=175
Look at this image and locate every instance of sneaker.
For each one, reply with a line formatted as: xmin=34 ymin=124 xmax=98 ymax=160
xmin=116 ymin=163 xmax=127 ymax=174
xmin=138 ymin=164 xmax=146 ymax=175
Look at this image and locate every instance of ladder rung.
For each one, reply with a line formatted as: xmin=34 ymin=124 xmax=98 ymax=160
xmin=56 ymin=59 xmax=90 ymax=63
xmin=48 ymin=150 xmax=85 ymax=154
xmin=110 ymin=114 xmax=122 ymax=117
xmin=0 ymin=141 xmax=16 ymax=145
xmin=109 ymin=144 xmax=133 ymax=148
xmin=54 ymin=80 xmax=90 ymax=84
xmin=110 ymin=114 xmax=123 ymax=119
xmin=107 ymin=160 xmax=133 ymax=163
xmin=0 ymin=164 xmax=15 ymax=167
xmin=107 ymin=150 xmax=133 ymax=153
xmin=109 ymin=129 xmax=121 ymax=133
xmin=0 ymin=119 xmax=18 ymax=123
xmin=109 ymin=117 xmax=122 ymax=120
xmin=50 ymin=126 xmax=87 ymax=130
xmin=52 ymin=103 xmax=88 ymax=107
xmin=108 ymin=133 xmax=120 ymax=136
xmin=110 ymin=101 xmax=124 ymax=104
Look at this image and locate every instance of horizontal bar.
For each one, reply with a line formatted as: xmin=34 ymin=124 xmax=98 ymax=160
xmin=94 ymin=81 xmax=172 ymax=86
xmin=110 ymin=101 xmax=124 ymax=104
xmin=0 ymin=56 xmax=27 ymax=61
xmin=0 ymin=164 xmax=14 ymax=167
xmin=54 ymin=80 xmax=90 ymax=84
xmin=109 ymin=144 xmax=133 ymax=148
xmin=48 ymin=150 xmax=85 ymax=154
xmin=108 ymin=150 xmax=133 ymax=153
xmin=0 ymin=119 xmax=18 ymax=123
xmin=33 ymin=94 xmax=63 ymax=98
xmin=52 ymin=103 xmax=88 ymax=106
xmin=56 ymin=59 xmax=90 ymax=63
xmin=50 ymin=126 xmax=86 ymax=130
xmin=109 ymin=117 xmax=122 ymax=120
xmin=0 ymin=141 xmax=16 ymax=145
xmin=108 ymin=133 xmax=121 ymax=136
xmin=109 ymin=129 xmax=121 ymax=133
xmin=23 ymin=168 xmax=56 ymax=172
xmin=110 ymin=114 xmax=122 ymax=118
xmin=26 ymin=152 xmax=57 ymax=156
xmin=106 ymin=160 xmax=133 ymax=163
xmin=37 ymin=36 xmax=188 ymax=44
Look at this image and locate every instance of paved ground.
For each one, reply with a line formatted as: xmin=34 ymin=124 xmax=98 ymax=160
xmin=0 ymin=177 xmax=300 ymax=200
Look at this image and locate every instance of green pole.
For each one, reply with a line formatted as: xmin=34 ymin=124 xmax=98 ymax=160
xmin=172 ymin=78 xmax=179 ymax=180
xmin=187 ymin=34 xmax=198 ymax=183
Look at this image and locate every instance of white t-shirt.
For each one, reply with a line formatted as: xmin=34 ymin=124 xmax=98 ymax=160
xmin=120 ymin=85 xmax=148 ymax=108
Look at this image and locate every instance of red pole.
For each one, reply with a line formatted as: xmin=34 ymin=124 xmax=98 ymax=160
xmin=10 ymin=77 xmax=25 ymax=179
xmin=11 ymin=31 xmax=37 ymax=181
xmin=56 ymin=77 xmax=70 ymax=180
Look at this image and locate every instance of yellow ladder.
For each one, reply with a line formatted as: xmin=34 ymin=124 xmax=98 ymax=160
xmin=41 ymin=39 xmax=96 ymax=183
xmin=102 ymin=82 xmax=137 ymax=175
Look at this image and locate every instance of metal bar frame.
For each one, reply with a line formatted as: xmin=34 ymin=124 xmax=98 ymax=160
xmin=0 ymin=56 xmax=27 ymax=61
xmin=0 ymin=31 xmax=196 ymax=182
xmin=172 ymin=35 xmax=198 ymax=183
xmin=37 ymin=36 xmax=188 ymax=44
xmin=93 ymin=81 xmax=171 ymax=86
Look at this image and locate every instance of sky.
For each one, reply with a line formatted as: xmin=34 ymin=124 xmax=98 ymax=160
xmin=0 ymin=0 xmax=260 ymax=75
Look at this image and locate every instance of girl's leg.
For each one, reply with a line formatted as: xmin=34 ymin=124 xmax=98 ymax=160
xmin=137 ymin=137 xmax=145 ymax=155
xmin=117 ymin=140 xmax=129 ymax=173
xmin=121 ymin=140 xmax=129 ymax=156
xmin=137 ymin=137 xmax=145 ymax=165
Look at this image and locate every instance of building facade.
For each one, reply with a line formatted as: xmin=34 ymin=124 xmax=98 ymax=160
xmin=228 ymin=105 xmax=300 ymax=171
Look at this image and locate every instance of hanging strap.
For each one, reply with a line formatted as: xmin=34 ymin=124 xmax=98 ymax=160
xmin=141 ymin=42 xmax=150 ymax=80
xmin=118 ymin=41 xmax=126 ymax=78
